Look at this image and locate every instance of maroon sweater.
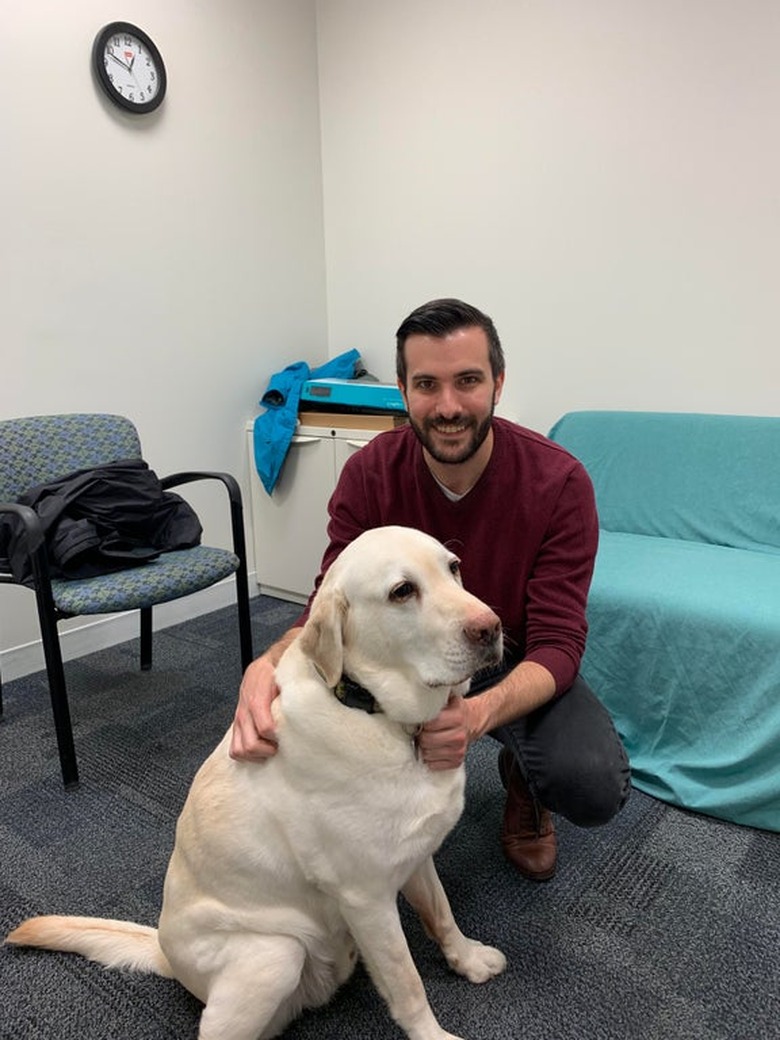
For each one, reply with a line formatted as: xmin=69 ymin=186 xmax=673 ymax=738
xmin=298 ymin=417 xmax=598 ymax=695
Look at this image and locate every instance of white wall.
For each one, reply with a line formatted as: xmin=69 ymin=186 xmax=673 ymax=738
xmin=316 ymin=0 xmax=780 ymax=433
xmin=3 ymin=0 xmax=779 ymax=676
xmin=1 ymin=0 xmax=326 ymax=674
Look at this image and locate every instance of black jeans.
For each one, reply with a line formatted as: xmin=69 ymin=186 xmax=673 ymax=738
xmin=469 ymin=670 xmax=631 ymax=827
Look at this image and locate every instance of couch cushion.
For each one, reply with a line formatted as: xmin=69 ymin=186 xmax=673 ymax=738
xmin=548 ymin=411 xmax=780 ymax=554
xmin=583 ymin=531 xmax=780 ymax=830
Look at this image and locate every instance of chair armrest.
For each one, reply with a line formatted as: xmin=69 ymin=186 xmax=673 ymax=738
xmin=0 ymin=501 xmax=56 ymax=595
xmin=159 ymin=472 xmax=248 ymax=563
xmin=160 ymin=470 xmax=241 ymax=506
xmin=0 ymin=501 xmax=46 ymax=563
xmin=161 ymin=470 xmax=253 ymax=669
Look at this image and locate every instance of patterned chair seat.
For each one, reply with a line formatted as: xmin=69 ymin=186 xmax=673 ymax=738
xmin=50 ymin=547 xmax=241 ymax=615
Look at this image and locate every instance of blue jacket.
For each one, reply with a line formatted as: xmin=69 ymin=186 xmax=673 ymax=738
xmin=253 ymin=349 xmax=361 ymax=495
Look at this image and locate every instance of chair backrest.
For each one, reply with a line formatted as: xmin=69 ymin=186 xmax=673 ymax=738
xmin=0 ymin=414 xmax=142 ymax=502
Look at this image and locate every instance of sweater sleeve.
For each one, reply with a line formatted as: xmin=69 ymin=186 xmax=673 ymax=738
xmin=522 ymin=461 xmax=599 ymax=693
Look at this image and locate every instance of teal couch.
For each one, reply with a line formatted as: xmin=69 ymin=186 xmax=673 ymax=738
xmin=548 ymin=411 xmax=780 ymax=832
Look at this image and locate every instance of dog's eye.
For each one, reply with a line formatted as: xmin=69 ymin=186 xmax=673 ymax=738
xmin=449 ymin=559 xmax=461 ymax=577
xmin=389 ymin=581 xmax=417 ymax=602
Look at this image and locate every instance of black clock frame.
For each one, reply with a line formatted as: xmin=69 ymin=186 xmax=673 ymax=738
xmin=92 ymin=21 xmax=167 ymax=114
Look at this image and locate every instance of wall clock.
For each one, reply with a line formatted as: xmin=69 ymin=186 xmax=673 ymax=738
xmin=92 ymin=22 xmax=167 ymax=114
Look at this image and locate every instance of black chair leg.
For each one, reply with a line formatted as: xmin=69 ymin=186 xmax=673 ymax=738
xmin=235 ymin=566 xmax=253 ymax=673
xmin=140 ymin=607 xmax=153 ymax=671
xmin=228 ymin=494 xmax=253 ymax=673
xmin=35 ymin=598 xmax=79 ymax=789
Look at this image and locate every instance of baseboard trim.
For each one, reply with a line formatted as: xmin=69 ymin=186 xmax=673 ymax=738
xmin=1 ymin=573 xmax=259 ymax=683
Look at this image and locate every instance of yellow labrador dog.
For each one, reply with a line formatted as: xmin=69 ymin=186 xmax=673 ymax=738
xmin=7 ymin=526 xmax=506 ymax=1040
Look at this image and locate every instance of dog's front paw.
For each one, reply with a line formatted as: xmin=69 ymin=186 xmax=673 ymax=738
xmin=448 ymin=938 xmax=507 ymax=983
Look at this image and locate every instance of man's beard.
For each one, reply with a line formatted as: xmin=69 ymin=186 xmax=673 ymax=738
xmin=409 ymin=407 xmax=495 ymax=466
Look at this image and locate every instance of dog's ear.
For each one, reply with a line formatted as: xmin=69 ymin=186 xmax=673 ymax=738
xmin=298 ymin=587 xmax=348 ymax=687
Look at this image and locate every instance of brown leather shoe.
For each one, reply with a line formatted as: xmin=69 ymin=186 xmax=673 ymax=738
xmin=498 ymin=749 xmax=557 ymax=880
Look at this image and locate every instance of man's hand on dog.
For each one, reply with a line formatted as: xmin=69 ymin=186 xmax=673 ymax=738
xmin=230 ymin=655 xmax=281 ymax=760
xmin=230 ymin=656 xmax=475 ymax=771
xmin=415 ymin=693 xmax=472 ymax=771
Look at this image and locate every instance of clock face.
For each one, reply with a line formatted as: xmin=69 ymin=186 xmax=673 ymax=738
xmin=93 ymin=22 xmax=167 ymax=114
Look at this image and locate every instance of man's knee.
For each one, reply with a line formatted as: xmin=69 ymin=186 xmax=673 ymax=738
xmin=536 ymin=677 xmax=631 ymax=827
xmin=537 ymin=746 xmax=631 ymax=827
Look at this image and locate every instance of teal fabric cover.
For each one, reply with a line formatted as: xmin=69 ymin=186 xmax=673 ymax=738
xmin=548 ymin=411 xmax=780 ymax=832
xmin=548 ymin=411 xmax=780 ymax=554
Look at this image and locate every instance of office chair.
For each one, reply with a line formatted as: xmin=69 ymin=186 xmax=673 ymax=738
xmin=0 ymin=413 xmax=253 ymax=788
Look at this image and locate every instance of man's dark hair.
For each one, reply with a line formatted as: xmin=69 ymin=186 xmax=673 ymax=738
xmin=395 ymin=298 xmax=505 ymax=385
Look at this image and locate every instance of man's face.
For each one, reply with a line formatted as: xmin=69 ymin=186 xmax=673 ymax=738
xmin=398 ymin=326 xmax=504 ymax=466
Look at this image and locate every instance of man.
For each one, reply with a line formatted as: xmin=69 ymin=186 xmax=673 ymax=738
xmin=232 ymin=298 xmax=630 ymax=880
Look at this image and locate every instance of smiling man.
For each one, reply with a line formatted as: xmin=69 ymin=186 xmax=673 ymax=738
xmin=402 ymin=331 xmax=500 ymax=492
xmin=231 ymin=299 xmax=630 ymax=880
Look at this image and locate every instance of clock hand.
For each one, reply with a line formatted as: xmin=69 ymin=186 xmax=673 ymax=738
xmin=106 ymin=49 xmax=131 ymax=73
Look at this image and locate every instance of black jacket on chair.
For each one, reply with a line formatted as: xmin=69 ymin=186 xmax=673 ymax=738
xmin=0 ymin=459 xmax=202 ymax=585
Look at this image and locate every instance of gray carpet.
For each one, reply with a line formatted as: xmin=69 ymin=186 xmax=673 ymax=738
xmin=1 ymin=596 xmax=778 ymax=1040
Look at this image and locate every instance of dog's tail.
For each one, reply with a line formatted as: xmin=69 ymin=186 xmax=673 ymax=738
xmin=5 ymin=916 xmax=174 ymax=977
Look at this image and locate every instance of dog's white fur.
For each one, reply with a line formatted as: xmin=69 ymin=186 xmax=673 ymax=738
xmin=7 ymin=526 xmax=506 ymax=1040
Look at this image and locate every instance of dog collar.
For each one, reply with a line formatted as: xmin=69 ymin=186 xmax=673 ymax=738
xmin=334 ymin=675 xmax=383 ymax=714
xmin=334 ymin=675 xmax=424 ymax=757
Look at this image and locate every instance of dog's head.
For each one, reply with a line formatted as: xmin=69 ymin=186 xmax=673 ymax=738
xmin=299 ymin=526 xmax=502 ymax=724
